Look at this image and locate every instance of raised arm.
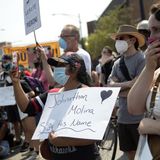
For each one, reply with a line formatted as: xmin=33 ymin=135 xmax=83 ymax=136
xmin=128 ymin=41 xmax=160 ymax=115
xmin=10 ymin=71 xmax=29 ymax=112
xmin=37 ymin=46 xmax=56 ymax=86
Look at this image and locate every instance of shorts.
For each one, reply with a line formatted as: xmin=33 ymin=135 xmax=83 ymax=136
xmin=5 ymin=105 xmax=20 ymax=122
xmin=118 ymin=123 xmax=140 ymax=152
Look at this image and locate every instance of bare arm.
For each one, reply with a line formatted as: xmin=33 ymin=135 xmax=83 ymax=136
xmin=37 ymin=46 xmax=56 ymax=85
xmin=10 ymin=71 xmax=29 ymax=112
xmin=128 ymin=67 xmax=154 ymax=115
xmin=0 ymin=123 xmax=8 ymax=140
xmin=138 ymin=118 xmax=160 ymax=135
xmin=107 ymin=76 xmax=137 ymax=91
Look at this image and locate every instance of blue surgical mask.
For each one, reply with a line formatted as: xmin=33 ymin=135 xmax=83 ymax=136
xmin=58 ymin=38 xmax=67 ymax=50
xmin=53 ymin=67 xmax=70 ymax=85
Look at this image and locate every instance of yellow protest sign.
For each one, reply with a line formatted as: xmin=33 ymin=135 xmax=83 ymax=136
xmin=3 ymin=41 xmax=60 ymax=68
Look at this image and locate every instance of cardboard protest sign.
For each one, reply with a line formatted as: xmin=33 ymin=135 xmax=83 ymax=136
xmin=23 ymin=0 xmax=41 ymax=35
xmin=32 ymin=87 xmax=120 ymax=140
xmin=0 ymin=86 xmax=16 ymax=106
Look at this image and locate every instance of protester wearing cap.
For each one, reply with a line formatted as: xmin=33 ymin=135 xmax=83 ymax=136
xmin=108 ymin=24 xmax=146 ymax=159
xmin=10 ymin=54 xmax=101 ymax=160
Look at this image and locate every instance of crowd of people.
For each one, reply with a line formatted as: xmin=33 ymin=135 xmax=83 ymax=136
xmin=0 ymin=2 xmax=160 ymax=160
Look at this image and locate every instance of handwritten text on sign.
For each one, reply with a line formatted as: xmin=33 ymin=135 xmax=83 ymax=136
xmin=32 ymin=87 xmax=120 ymax=140
xmin=23 ymin=0 xmax=41 ymax=35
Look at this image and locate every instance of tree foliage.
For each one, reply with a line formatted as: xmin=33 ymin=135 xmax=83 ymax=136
xmin=85 ymin=6 xmax=135 ymax=60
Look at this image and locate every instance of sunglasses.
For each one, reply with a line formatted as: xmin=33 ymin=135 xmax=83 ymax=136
xmin=115 ymin=36 xmax=127 ymax=40
xmin=60 ymin=35 xmax=75 ymax=38
xmin=116 ymin=35 xmax=135 ymax=40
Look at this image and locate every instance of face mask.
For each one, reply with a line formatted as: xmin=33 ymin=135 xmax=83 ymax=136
xmin=2 ymin=62 xmax=12 ymax=72
xmin=58 ymin=38 xmax=67 ymax=50
xmin=115 ymin=40 xmax=128 ymax=54
xmin=53 ymin=67 xmax=70 ymax=85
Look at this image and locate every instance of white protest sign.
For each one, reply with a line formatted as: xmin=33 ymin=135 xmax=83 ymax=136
xmin=0 ymin=86 xmax=16 ymax=106
xmin=23 ymin=0 xmax=41 ymax=35
xmin=32 ymin=87 xmax=120 ymax=140
xmin=135 ymin=135 xmax=153 ymax=160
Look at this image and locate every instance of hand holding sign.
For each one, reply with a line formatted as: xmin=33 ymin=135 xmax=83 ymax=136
xmin=101 ymin=90 xmax=113 ymax=104
xmin=32 ymin=87 xmax=120 ymax=140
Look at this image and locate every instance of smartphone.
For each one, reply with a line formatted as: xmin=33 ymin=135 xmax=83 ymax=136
xmin=12 ymin=52 xmax=18 ymax=71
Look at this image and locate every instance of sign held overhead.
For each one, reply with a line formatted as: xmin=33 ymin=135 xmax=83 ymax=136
xmin=23 ymin=0 xmax=41 ymax=35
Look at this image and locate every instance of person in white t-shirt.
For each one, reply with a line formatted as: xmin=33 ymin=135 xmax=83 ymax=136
xmin=58 ymin=24 xmax=91 ymax=76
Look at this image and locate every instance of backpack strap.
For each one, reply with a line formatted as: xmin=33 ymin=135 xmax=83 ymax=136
xmin=119 ymin=56 xmax=132 ymax=80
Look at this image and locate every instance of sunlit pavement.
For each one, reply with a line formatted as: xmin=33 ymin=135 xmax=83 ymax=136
xmin=100 ymin=139 xmax=128 ymax=160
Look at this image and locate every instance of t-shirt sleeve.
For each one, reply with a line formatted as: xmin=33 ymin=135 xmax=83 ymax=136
xmin=135 ymin=55 xmax=145 ymax=76
xmin=24 ymin=92 xmax=48 ymax=116
xmin=108 ymin=60 xmax=119 ymax=82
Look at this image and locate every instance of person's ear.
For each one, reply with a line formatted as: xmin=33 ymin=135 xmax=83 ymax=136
xmin=68 ymin=65 xmax=78 ymax=73
xmin=130 ymin=37 xmax=136 ymax=44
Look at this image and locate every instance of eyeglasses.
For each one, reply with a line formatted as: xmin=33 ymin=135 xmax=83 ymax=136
xmin=116 ymin=35 xmax=133 ymax=40
xmin=60 ymin=35 xmax=75 ymax=38
xmin=115 ymin=36 xmax=126 ymax=40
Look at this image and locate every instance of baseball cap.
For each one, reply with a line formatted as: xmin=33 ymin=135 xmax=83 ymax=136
xmin=47 ymin=54 xmax=84 ymax=67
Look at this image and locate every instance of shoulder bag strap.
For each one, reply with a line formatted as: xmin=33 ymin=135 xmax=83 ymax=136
xmin=119 ymin=56 xmax=132 ymax=80
xmin=149 ymin=74 xmax=160 ymax=117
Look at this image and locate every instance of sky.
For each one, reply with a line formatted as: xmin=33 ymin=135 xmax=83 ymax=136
xmin=0 ymin=0 xmax=111 ymax=46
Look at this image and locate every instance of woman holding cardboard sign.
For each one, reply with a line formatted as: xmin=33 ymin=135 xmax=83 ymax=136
xmin=10 ymin=53 xmax=101 ymax=160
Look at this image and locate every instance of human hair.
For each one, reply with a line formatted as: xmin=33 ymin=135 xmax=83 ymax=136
xmin=150 ymin=3 xmax=160 ymax=14
xmin=63 ymin=24 xmax=80 ymax=41
xmin=103 ymin=46 xmax=113 ymax=55
xmin=129 ymin=35 xmax=139 ymax=50
xmin=1 ymin=55 xmax=12 ymax=61
xmin=150 ymin=2 xmax=160 ymax=21
xmin=67 ymin=54 xmax=92 ymax=86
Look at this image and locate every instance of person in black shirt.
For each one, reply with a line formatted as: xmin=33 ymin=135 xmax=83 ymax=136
xmin=99 ymin=46 xmax=117 ymax=86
